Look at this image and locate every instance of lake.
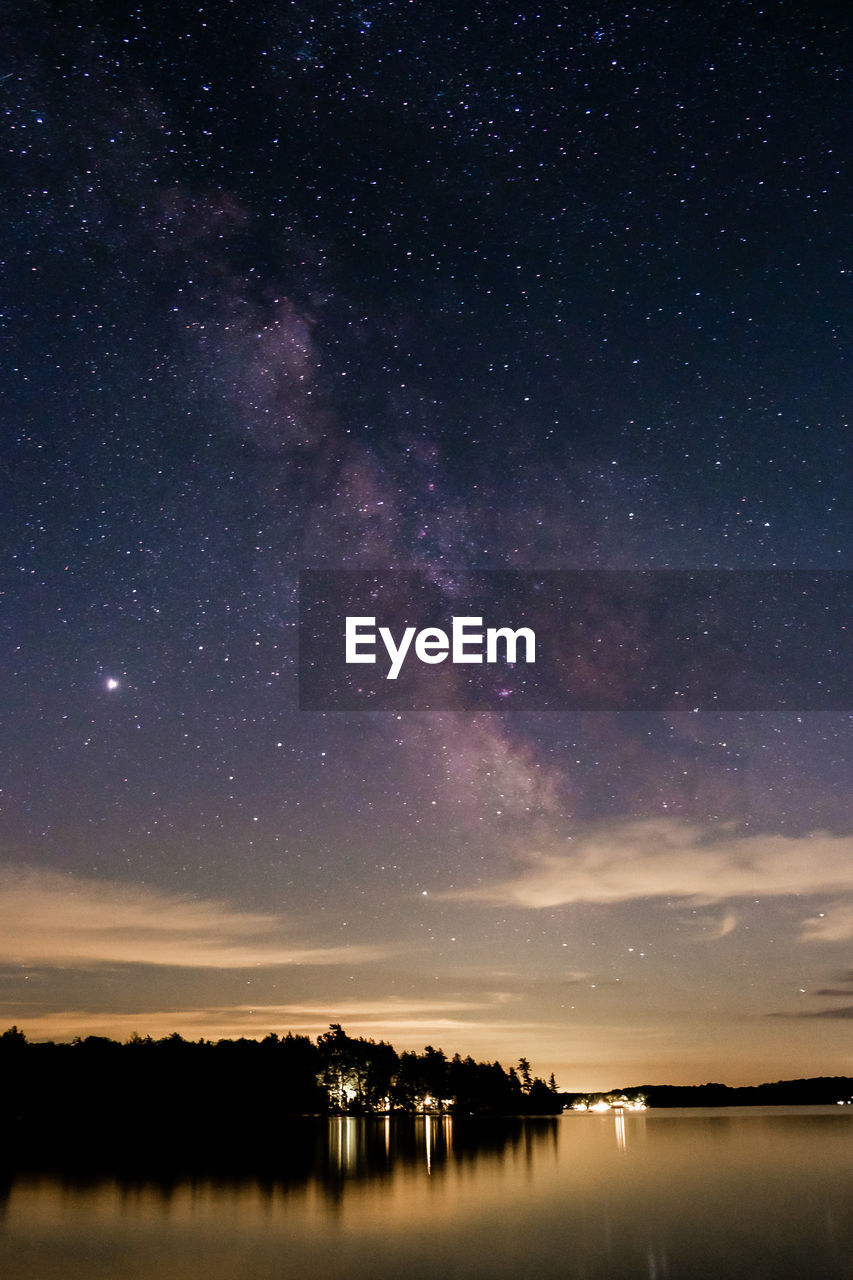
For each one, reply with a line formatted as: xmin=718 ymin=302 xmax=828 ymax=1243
xmin=2 ymin=1108 xmax=851 ymax=1278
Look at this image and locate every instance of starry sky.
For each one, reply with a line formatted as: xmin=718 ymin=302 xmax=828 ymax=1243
xmin=2 ymin=0 xmax=851 ymax=1089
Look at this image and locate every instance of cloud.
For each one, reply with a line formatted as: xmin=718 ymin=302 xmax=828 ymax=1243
xmin=444 ymin=819 xmax=853 ymax=909
xmin=4 ymin=994 xmax=547 ymax=1047
xmin=801 ymin=905 xmax=853 ymax=942
xmin=0 ymin=866 xmax=386 ymax=969
xmin=686 ymin=909 xmax=739 ymax=940
xmin=768 ymin=970 xmax=853 ymax=1019
xmin=769 ymin=1006 xmax=853 ymax=1020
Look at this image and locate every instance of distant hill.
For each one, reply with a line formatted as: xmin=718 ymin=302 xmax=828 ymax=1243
xmin=562 ymin=1077 xmax=853 ymax=1109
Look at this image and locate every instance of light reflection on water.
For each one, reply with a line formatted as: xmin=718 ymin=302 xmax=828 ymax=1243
xmin=1 ymin=1108 xmax=852 ymax=1279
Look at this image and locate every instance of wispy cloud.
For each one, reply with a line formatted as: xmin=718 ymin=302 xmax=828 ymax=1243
xmin=685 ymin=909 xmax=739 ymax=940
xmin=6 ymin=994 xmax=544 ymax=1047
xmin=0 ymin=866 xmax=386 ymax=969
xmin=444 ymin=819 xmax=853 ymax=909
xmin=768 ymin=970 xmax=853 ymax=1019
xmin=769 ymin=1006 xmax=853 ymax=1020
xmin=813 ymin=971 xmax=853 ymax=996
xmin=801 ymin=905 xmax=853 ymax=942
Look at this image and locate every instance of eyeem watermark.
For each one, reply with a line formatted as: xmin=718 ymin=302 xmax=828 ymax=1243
xmin=345 ymin=616 xmax=536 ymax=680
xmin=299 ymin=570 xmax=853 ymax=711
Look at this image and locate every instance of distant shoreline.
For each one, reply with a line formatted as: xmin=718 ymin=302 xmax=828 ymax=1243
xmin=567 ymin=1079 xmax=853 ymax=1109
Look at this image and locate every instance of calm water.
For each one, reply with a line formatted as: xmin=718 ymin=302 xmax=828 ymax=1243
xmin=2 ymin=1108 xmax=852 ymax=1279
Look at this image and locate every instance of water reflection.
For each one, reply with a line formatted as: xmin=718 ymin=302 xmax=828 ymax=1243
xmin=319 ymin=1114 xmax=557 ymax=1189
xmin=323 ymin=1114 xmax=462 ymax=1183
xmin=0 ymin=1114 xmax=561 ymax=1208
xmin=2 ymin=1110 xmax=852 ymax=1280
xmin=614 ymin=1108 xmax=626 ymax=1151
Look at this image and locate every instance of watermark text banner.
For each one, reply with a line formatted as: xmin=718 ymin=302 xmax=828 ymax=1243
xmin=298 ymin=570 xmax=852 ymax=711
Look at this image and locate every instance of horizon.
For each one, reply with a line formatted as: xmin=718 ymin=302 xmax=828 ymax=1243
xmin=5 ymin=1018 xmax=852 ymax=1096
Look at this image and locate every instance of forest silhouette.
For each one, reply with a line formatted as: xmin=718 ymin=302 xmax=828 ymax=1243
xmin=0 ymin=1023 xmax=563 ymax=1167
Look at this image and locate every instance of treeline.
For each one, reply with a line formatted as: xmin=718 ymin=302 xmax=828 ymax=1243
xmin=0 ymin=1023 xmax=562 ymax=1155
xmin=622 ymin=1078 xmax=853 ymax=1107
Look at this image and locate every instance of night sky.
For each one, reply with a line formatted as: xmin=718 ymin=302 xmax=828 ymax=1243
xmin=2 ymin=0 xmax=851 ymax=1088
